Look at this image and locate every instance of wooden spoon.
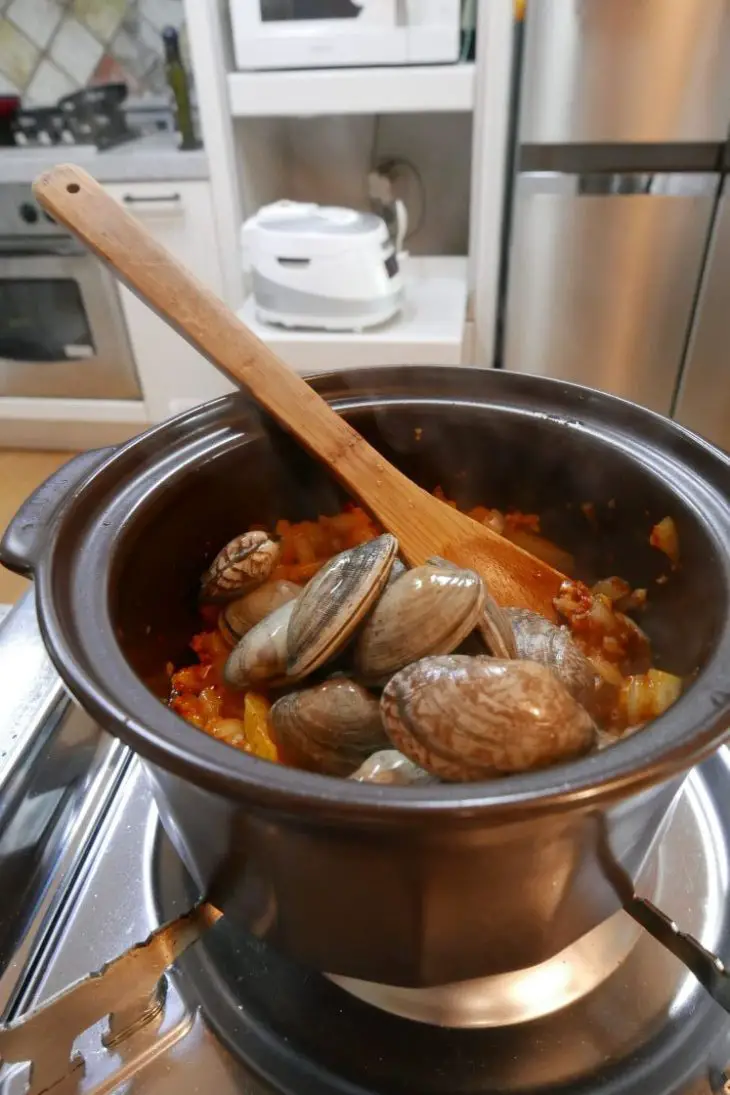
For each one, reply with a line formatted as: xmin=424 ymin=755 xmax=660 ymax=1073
xmin=33 ymin=164 xmax=565 ymax=619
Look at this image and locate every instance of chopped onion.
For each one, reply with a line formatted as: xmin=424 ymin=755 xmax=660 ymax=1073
xmin=588 ymin=654 xmax=625 ymax=690
xmin=650 ymin=516 xmax=680 ymax=566
xmin=554 ymin=579 xmax=593 ymax=622
xmin=621 ymin=587 xmax=648 ymax=612
xmin=620 ymin=669 xmax=682 ymax=726
xmin=616 ymin=613 xmax=652 ymax=673
xmin=592 ymin=577 xmax=631 ymax=603
xmin=504 ymin=528 xmax=575 ymax=576
xmin=592 ymin=577 xmax=647 ymax=613
xmin=483 ymin=509 xmax=505 ymax=535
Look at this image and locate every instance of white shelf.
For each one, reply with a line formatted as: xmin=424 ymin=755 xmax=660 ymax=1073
xmin=237 ymin=256 xmax=468 ymax=374
xmin=227 ymin=63 xmax=475 ymax=117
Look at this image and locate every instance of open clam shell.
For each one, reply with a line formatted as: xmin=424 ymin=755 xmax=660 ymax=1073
xmin=219 ymin=579 xmax=301 ymax=645
xmin=381 ymin=654 xmax=596 ymax=781
xmin=270 ymin=678 xmax=387 ymax=777
xmin=201 ymin=530 xmax=280 ymax=601
xmin=287 ymin=533 xmax=398 ymax=680
xmin=427 ymin=555 xmax=516 ymax=659
xmin=505 ymin=607 xmax=598 ymax=711
xmin=355 ymin=564 xmax=485 ymax=682
xmin=223 ymin=599 xmax=296 ymax=690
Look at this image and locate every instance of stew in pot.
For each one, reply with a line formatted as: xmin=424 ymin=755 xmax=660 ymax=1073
xmin=167 ymin=492 xmax=682 ymax=785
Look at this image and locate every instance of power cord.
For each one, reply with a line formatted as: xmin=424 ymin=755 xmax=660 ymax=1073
xmin=370 ymin=156 xmax=427 ymax=243
xmin=368 ymin=113 xmax=427 ymax=243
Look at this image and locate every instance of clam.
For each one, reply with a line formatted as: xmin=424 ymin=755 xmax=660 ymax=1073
xmin=224 ymin=599 xmax=296 ymax=690
xmin=270 ymin=678 xmax=388 ymax=776
xmin=381 ymin=655 xmax=596 ymax=781
xmin=355 ymin=564 xmax=485 ymax=681
xmin=350 ymin=749 xmax=436 ymax=786
xmin=201 ymin=530 xmax=280 ymax=601
xmin=219 ymin=579 xmax=301 ymax=645
xmin=385 ymin=558 xmax=407 ymax=589
xmin=505 ymin=607 xmax=598 ymax=711
xmin=287 ymin=534 xmax=398 ymax=680
xmin=427 ymin=556 xmax=516 ymax=658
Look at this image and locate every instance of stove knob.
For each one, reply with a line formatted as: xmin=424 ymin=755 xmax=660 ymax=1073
xmin=19 ymin=201 xmax=39 ymax=224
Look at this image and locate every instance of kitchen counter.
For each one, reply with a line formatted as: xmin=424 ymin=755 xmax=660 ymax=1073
xmin=0 ymin=132 xmax=209 ymax=184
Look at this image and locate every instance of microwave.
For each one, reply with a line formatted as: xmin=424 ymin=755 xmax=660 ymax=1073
xmin=229 ymin=1 xmax=462 ymax=71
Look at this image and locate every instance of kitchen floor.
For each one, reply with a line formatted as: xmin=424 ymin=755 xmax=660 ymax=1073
xmin=0 ymin=450 xmax=77 ymax=605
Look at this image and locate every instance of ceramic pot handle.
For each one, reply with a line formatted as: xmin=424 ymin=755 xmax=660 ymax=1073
xmin=0 ymin=447 xmax=115 ymax=577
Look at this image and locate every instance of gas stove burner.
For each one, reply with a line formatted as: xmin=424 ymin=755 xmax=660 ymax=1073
xmin=325 ymin=907 xmax=643 ymax=1027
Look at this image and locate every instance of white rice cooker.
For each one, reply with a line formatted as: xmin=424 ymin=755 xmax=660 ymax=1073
xmin=241 ymin=200 xmax=405 ymax=332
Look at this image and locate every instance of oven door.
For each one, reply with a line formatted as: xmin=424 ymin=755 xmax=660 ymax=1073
xmin=0 ymin=244 xmax=142 ymax=400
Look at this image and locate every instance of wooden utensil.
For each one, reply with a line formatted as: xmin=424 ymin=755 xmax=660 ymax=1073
xmin=33 ymin=164 xmax=566 ymax=618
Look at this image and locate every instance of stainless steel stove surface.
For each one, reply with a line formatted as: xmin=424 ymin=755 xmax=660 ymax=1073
xmin=1 ymin=593 xmax=730 ymax=1095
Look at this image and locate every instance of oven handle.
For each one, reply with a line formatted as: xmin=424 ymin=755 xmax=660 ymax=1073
xmin=0 ymin=447 xmax=116 ymax=578
xmin=0 ymin=241 xmax=84 ymax=258
xmin=121 ymin=192 xmax=181 ymax=205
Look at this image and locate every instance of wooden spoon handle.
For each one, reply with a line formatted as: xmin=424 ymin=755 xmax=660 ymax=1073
xmin=32 ymin=164 xmax=408 ymax=512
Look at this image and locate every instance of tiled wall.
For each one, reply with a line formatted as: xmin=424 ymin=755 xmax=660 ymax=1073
xmin=0 ymin=0 xmax=186 ymax=106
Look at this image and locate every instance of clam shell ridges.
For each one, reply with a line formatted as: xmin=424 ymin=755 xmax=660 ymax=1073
xmin=271 ymin=679 xmax=386 ymax=776
xmin=505 ymin=607 xmax=597 ymax=706
xmin=203 ymin=531 xmax=279 ymax=597
xmin=426 ymin=555 xmax=516 ymax=659
xmin=356 ymin=565 xmax=485 ymax=679
xmin=381 ymin=655 xmax=595 ymax=781
xmin=287 ymin=534 xmax=398 ymax=678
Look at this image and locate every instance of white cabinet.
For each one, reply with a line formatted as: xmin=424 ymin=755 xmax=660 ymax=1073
xmin=184 ymin=0 xmax=514 ymax=372
xmin=105 ymin=180 xmax=235 ymax=422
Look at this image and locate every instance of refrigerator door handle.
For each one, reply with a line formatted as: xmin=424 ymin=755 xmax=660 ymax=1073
xmin=516 ymin=172 xmax=721 ymax=199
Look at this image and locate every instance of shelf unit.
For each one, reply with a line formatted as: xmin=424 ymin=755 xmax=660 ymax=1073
xmin=238 ymin=257 xmax=468 ymax=374
xmin=184 ymin=0 xmax=515 ymax=380
xmin=228 ymin=63 xmax=475 ymax=117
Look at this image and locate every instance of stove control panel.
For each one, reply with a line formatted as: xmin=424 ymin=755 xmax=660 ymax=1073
xmin=0 ymin=184 xmax=66 ymax=236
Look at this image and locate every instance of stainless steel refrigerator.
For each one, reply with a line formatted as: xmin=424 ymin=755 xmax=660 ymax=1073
xmin=501 ymin=0 xmax=730 ymax=444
